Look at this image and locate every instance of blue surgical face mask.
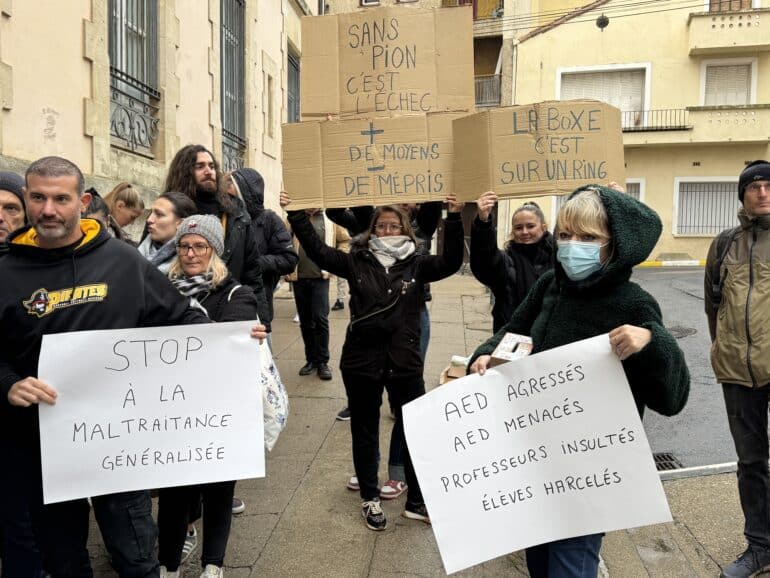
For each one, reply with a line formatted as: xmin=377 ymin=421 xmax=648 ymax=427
xmin=557 ymin=240 xmax=608 ymax=281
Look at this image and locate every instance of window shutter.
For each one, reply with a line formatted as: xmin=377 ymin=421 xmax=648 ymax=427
xmin=561 ymin=69 xmax=644 ymax=127
xmin=704 ymin=64 xmax=750 ymax=106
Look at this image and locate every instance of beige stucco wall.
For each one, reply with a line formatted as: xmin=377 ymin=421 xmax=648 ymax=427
xmin=176 ymin=1 xmax=216 ymax=149
xmin=1 ymin=1 xmax=93 ymax=172
xmin=0 ymin=0 xmax=311 ymax=220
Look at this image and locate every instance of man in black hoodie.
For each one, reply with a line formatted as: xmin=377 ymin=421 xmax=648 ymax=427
xmin=164 ymin=145 xmax=270 ymax=330
xmin=0 ymin=156 xmax=209 ymax=577
xmin=228 ymin=167 xmax=297 ymax=326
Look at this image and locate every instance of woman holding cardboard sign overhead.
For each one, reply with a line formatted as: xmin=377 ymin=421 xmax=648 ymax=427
xmin=470 ymin=192 xmax=555 ymax=333
xmin=281 ymin=191 xmax=464 ymax=531
xmin=469 ymin=185 xmax=689 ymax=578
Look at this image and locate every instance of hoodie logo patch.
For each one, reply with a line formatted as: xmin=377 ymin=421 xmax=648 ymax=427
xmin=23 ymin=284 xmax=108 ymax=318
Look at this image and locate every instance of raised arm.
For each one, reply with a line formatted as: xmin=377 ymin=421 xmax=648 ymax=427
xmin=469 ymin=192 xmax=508 ymax=290
xmin=281 ymin=192 xmax=352 ymax=278
xmin=416 ymin=195 xmax=464 ymax=283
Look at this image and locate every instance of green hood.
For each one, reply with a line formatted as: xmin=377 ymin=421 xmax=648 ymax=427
xmin=558 ymin=185 xmax=662 ymax=288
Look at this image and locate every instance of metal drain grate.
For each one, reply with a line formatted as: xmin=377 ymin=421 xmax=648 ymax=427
xmin=653 ymin=452 xmax=683 ymax=471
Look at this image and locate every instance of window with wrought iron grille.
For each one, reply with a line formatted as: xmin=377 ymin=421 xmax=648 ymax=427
xmin=108 ymin=0 xmax=159 ymax=157
xmin=676 ymin=180 xmax=740 ymax=235
xmin=287 ymin=52 xmax=300 ymax=124
xmin=221 ymin=0 xmax=246 ymax=173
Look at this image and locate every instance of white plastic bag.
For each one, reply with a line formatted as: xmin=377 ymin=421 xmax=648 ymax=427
xmin=257 ymin=339 xmax=289 ymax=451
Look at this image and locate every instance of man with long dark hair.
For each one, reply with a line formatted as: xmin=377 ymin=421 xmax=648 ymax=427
xmin=165 ymin=145 xmax=269 ymax=328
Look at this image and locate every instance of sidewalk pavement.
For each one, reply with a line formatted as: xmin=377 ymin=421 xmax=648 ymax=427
xmin=84 ymin=273 xmax=754 ymax=577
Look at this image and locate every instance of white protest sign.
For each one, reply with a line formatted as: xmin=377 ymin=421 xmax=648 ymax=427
xmin=403 ymin=335 xmax=671 ymax=574
xmin=38 ymin=321 xmax=264 ymax=504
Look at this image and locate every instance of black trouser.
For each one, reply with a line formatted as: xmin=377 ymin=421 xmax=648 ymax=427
xmin=723 ymin=382 xmax=770 ymax=548
xmin=0 ymin=457 xmax=43 ymax=578
xmin=293 ymin=278 xmax=329 ymax=365
xmin=3 ymin=441 xmax=158 ymax=578
xmin=157 ymin=481 xmax=236 ymax=571
xmin=342 ymin=371 xmax=425 ymax=504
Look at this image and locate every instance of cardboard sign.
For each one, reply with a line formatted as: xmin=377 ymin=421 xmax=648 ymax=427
xmin=300 ymin=6 xmax=474 ymax=119
xmin=38 ymin=321 xmax=264 ymax=504
xmin=282 ymin=112 xmax=462 ymax=209
xmin=453 ymin=101 xmax=626 ymax=200
xmin=403 ymin=335 xmax=671 ymax=574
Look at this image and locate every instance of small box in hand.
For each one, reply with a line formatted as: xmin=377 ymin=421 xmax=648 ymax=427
xmin=490 ymin=333 xmax=533 ymax=367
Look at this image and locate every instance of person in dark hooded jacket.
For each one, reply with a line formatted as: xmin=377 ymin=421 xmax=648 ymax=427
xmin=164 ymin=145 xmax=271 ymax=331
xmin=282 ymin=191 xmax=464 ymax=532
xmin=470 ymin=192 xmax=555 ymax=333
xmin=469 ymin=185 xmax=690 ymax=578
xmin=227 ymin=168 xmax=298 ymax=325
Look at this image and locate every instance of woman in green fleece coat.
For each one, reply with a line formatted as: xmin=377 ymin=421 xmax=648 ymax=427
xmin=468 ymin=185 xmax=690 ymax=578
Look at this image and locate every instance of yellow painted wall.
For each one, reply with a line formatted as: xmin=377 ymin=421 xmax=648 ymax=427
xmin=477 ymin=0 xmax=500 ymax=19
xmin=534 ymin=0 xmax=586 ymax=26
xmin=512 ymin=0 xmax=770 ymax=259
xmin=626 ymin=145 xmax=770 ymax=260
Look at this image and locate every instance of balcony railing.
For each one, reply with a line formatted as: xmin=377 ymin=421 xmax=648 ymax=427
xmin=475 ymin=74 xmax=501 ymax=108
xmin=621 ymin=109 xmax=691 ymax=132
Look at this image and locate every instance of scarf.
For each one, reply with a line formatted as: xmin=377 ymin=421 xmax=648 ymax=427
xmin=171 ymin=272 xmax=215 ymax=297
xmin=368 ymin=235 xmax=416 ymax=269
xmin=171 ymin=273 xmax=215 ymax=316
xmin=137 ymin=236 xmax=177 ymax=274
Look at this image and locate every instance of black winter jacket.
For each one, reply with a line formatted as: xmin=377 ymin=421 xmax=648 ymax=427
xmin=288 ymin=211 xmax=464 ymax=380
xmin=232 ymin=168 xmax=298 ymax=323
xmin=195 ymin=194 xmax=271 ymax=330
xmin=0 ymin=220 xmax=208 ymax=442
xmin=470 ymin=216 xmax=555 ymax=333
xmin=197 ymin=275 xmax=259 ymax=323
xmin=326 ymin=202 xmax=442 ymax=302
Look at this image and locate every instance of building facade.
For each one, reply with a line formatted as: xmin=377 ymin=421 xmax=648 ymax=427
xmin=511 ymin=0 xmax=770 ymax=260
xmin=0 ymin=0 xmax=315 ymax=232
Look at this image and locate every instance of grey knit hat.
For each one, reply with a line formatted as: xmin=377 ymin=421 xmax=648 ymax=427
xmin=0 ymin=171 xmax=25 ymax=208
xmin=175 ymin=214 xmax=224 ymax=257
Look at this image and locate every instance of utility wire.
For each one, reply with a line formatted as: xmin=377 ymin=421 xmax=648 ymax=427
xmin=482 ymin=0 xmax=690 ymax=24
xmin=477 ymin=0 xmax=711 ymax=29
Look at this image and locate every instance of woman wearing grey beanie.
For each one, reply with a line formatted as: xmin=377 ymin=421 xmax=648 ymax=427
xmin=157 ymin=214 xmax=259 ymax=578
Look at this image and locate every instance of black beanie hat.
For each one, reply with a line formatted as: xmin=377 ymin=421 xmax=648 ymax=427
xmin=739 ymin=160 xmax=770 ymax=203
xmin=0 ymin=171 xmax=25 ymax=209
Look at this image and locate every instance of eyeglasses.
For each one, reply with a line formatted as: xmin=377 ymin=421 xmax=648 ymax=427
xmin=746 ymin=182 xmax=770 ymax=194
xmin=177 ymin=243 xmax=211 ymax=256
xmin=374 ymin=223 xmax=403 ymax=232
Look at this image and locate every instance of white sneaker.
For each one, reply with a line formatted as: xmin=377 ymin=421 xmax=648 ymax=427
xmin=292 ymin=313 xmax=300 ymax=323
xmin=160 ymin=567 xmax=180 ymax=578
xmin=200 ymin=565 xmax=224 ymax=578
